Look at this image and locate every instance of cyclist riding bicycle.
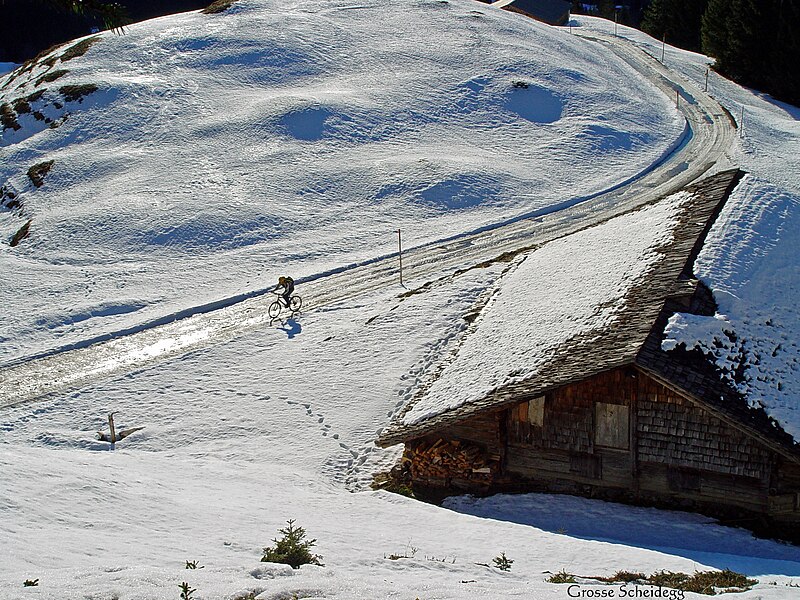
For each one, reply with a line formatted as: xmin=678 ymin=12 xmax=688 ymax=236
xmin=275 ymin=276 xmax=295 ymax=308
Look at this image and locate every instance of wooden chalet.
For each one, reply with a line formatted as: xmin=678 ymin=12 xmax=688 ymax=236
xmin=377 ymin=170 xmax=800 ymax=542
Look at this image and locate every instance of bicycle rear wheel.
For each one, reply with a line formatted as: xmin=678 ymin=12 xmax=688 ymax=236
xmin=268 ymin=300 xmax=282 ymax=318
xmin=289 ymin=295 xmax=302 ymax=312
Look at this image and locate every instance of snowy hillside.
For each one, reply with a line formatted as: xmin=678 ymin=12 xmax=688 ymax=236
xmin=2 ymin=3 xmax=800 ymax=600
xmin=0 ymin=0 xmax=682 ymax=364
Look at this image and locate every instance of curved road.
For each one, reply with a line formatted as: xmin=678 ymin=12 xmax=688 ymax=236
xmin=0 ymin=31 xmax=736 ymax=408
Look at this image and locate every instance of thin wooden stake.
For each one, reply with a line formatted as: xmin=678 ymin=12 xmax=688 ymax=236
xmin=704 ymin=68 xmax=709 ymax=92
xmin=661 ymin=33 xmax=666 ymax=63
xmin=396 ymin=229 xmax=404 ymax=287
xmin=108 ymin=412 xmax=117 ymax=445
xmin=740 ymin=106 xmax=745 ymax=137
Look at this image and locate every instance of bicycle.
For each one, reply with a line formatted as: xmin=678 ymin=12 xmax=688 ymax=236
xmin=268 ymin=291 xmax=302 ymax=319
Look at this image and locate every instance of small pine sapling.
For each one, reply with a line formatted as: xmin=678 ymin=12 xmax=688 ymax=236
xmin=179 ymin=581 xmax=196 ymax=599
xmin=23 ymin=578 xmax=39 ymax=586
xmin=185 ymin=560 xmax=204 ymax=569
xmin=493 ymin=552 xmax=513 ymax=571
xmin=261 ymin=519 xmax=323 ymax=569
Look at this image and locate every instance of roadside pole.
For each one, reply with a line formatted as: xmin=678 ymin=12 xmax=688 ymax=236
xmin=740 ymin=106 xmax=745 ymax=138
xmin=396 ymin=229 xmax=404 ymax=287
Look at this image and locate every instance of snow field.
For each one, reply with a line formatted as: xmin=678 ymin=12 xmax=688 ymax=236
xmin=2 ymin=5 xmax=800 ymax=599
xmin=3 ymin=264 xmax=799 ymax=598
xmin=0 ymin=0 xmax=683 ymax=363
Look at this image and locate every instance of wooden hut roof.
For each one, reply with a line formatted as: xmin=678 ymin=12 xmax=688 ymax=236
xmin=376 ymin=170 xmax=799 ymax=455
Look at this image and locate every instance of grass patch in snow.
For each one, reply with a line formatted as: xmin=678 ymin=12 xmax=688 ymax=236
xmin=60 ymin=36 xmax=101 ymax=62
xmin=0 ymin=102 xmax=20 ymax=130
xmin=202 ymin=0 xmax=239 ymax=14
xmin=547 ymin=570 xmax=577 ymax=583
xmin=59 ymin=83 xmax=98 ymax=103
xmin=35 ymin=69 xmax=68 ymax=87
xmin=548 ymin=569 xmax=757 ymax=595
xmin=10 ymin=219 xmax=32 ymax=247
xmin=1 ymin=184 xmax=21 ymax=210
xmin=12 ymin=98 xmax=31 ymax=114
xmin=27 ymin=160 xmax=54 ymax=187
xmin=371 ymin=460 xmax=414 ymax=498
xmin=25 ymin=90 xmax=45 ymax=103
xmin=596 ymin=570 xmax=646 ymax=583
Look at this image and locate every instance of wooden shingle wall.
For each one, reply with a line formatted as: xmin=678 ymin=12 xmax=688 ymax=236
xmin=636 ymin=376 xmax=772 ymax=480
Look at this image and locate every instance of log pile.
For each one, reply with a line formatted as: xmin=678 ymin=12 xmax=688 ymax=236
xmin=405 ymin=438 xmax=496 ymax=482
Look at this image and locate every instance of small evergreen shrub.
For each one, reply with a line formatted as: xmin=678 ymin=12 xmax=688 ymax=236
xmin=261 ymin=519 xmax=323 ymax=569
xmin=185 ymin=560 xmax=204 ymax=569
xmin=23 ymin=579 xmax=39 ymax=587
xmin=492 ymin=552 xmax=513 ymax=571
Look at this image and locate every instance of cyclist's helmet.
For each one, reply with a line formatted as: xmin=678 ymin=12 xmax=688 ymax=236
xmin=278 ymin=276 xmax=286 ymax=285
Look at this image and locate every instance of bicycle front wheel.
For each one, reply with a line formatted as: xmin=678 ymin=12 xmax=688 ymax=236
xmin=289 ymin=295 xmax=302 ymax=312
xmin=268 ymin=300 xmax=282 ymax=319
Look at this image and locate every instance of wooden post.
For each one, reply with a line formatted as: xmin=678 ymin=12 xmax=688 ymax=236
xmin=614 ymin=10 xmax=618 ymax=37
xmin=661 ymin=33 xmax=666 ymax=63
xmin=396 ymin=229 xmax=404 ymax=287
xmin=740 ymin=106 xmax=745 ymax=137
xmin=108 ymin=413 xmax=116 ymax=445
xmin=676 ymin=89 xmax=680 ymax=108
xmin=704 ymin=68 xmax=709 ymax=92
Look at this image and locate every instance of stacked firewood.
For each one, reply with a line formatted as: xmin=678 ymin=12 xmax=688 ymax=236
xmin=406 ymin=438 xmax=495 ymax=481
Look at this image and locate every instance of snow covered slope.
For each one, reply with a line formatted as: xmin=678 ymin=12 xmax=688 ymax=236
xmin=2 ymin=5 xmax=800 ymax=600
xmin=0 ymin=0 xmax=682 ymax=363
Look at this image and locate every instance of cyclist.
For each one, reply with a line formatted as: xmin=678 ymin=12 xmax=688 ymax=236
xmin=275 ymin=276 xmax=295 ymax=309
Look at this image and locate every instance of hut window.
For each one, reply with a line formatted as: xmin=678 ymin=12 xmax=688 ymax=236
xmin=508 ymin=396 xmax=545 ymax=444
xmin=526 ymin=396 xmax=545 ymax=427
xmin=594 ymin=402 xmax=629 ymax=450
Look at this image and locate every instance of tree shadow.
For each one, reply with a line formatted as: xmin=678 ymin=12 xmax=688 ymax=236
xmin=443 ymin=492 xmax=800 ymax=576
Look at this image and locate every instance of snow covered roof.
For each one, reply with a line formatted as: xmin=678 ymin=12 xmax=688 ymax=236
xmin=376 ymin=169 xmax=800 ymax=455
